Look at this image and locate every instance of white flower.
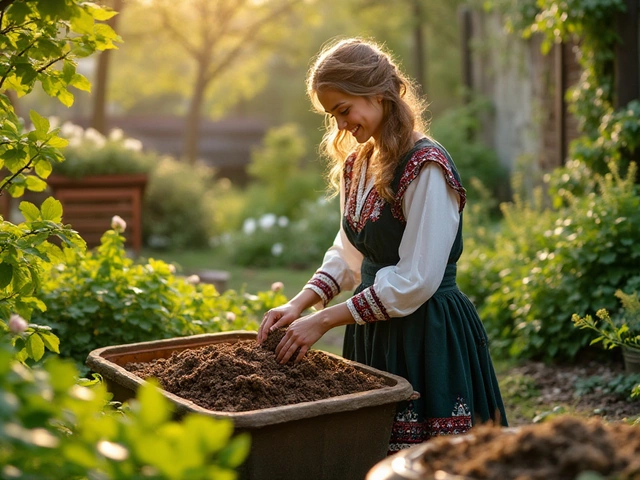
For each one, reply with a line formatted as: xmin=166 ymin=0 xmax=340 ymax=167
xmin=278 ymin=216 xmax=289 ymax=228
xmin=123 ymin=138 xmax=143 ymax=152
xmin=271 ymin=243 xmax=283 ymax=256
xmin=185 ymin=274 xmax=200 ymax=285
xmin=84 ymin=127 xmax=106 ymax=148
xmin=60 ymin=121 xmax=84 ymax=140
xmin=271 ymin=281 xmax=284 ymax=292
xmin=167 ymin=264 xmax=176 ymax=274
xmin=225 ymin=312 xmax=236 ymax=321
xmin=111 ymin=215 xmax=127 ymax=232
xmin=108 ymin=128 xmax=124 ymax=141
xmin=242 ymin=218 xmax=257 ymax=235
xmin=8 ymin=314 xmax=28 ymax=334
xmin=259 ymin=213 xmax=277 ymax=230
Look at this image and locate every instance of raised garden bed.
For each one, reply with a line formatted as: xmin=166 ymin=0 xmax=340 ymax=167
xmin=86 ymin=331 xmax=414 ymax=480
xmin=366 ymin=415 xmax=640 ymax=480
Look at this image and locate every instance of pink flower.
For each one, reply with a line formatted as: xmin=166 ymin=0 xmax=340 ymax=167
xmin=111 ymin=215 xmax=127 ymax=232
xmin=8 ymin=314 xmax=28 ymax=334
xmin=271 ymin=281 xmax=284 ymax=293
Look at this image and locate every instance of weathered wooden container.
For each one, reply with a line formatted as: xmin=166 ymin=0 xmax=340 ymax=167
xmin=87 ymin=331 xmax=414 ymax=480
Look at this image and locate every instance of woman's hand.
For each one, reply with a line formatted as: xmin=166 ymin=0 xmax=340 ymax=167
xmin=274 ymin=313 xmax=329 ymax=364
xmin=257 ymin=303 xmax=303 ymax=344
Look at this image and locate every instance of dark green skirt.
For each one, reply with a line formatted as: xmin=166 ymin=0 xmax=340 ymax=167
xmin=343 ymin=263 xmax=508 ymax=453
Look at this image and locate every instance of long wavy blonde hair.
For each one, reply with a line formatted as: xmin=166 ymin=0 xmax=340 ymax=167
xmin=306 ymin=38 xmax=428 ymax=202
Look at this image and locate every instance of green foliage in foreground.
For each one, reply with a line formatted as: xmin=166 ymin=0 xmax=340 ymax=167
xmin=0 ymin=335 xmax=249 ymax=480
xmin=460 ymin=162 xmax=640 ymax=361
xmin=31 ymin=226 xmax=285 ymax=366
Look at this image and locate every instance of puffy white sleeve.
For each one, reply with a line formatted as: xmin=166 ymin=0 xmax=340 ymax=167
xmin=303 ymin=177 xmax=363 ymax=308
xmin=345 ymin=163 xmax=461 ymax=324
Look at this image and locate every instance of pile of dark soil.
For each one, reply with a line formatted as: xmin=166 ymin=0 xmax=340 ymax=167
xmin=419 ymin=416 xmax=640 ymax=480
xmin=124 ymin=330 xmax=387 ymax=412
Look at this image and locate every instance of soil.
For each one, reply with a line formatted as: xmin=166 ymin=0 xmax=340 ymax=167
xmin=418 ymin=416 xmax=640 ymax=480
xmin=123 ymin=329 xmax=388 ymax=412
xmin=505 ymin=360 xmax=640 ymax=425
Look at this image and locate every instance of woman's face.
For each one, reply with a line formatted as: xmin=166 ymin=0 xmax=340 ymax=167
xmin=317 ymin=89 xmax=384 ymax=143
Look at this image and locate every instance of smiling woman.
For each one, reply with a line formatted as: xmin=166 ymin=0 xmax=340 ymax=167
xmin=256 ymin=37 xmax=508 ymax=455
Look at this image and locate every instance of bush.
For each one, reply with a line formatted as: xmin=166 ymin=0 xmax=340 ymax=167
xmin=55 ymin=123 xmax=155 ymax=177
xmin=430 ymin=96 xmax=509 ymax=204
xmin=0 ymin=335 xmax=248 ymax=479
xmin=222 ymin=195 xmax=339 ymax=270
xmin=142 ymin=157 xmax=218 ymax=249
xmin=460 ymin=161 xmax=640 ymax=361
xmin=243 ymin=123 xmax=325 ymax=220
xmin=31 ymin=223 xmax=286 ymax=366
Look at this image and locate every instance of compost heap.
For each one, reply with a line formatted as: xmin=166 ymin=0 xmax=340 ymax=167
xmin=124 ymin=329 xmax=388 ymax=412
xmin=418 ymin=415 xmax=640 ymax=480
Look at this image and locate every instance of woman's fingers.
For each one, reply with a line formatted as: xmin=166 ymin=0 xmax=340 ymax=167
xmin=257 ymin=310 xmax=280 ymax=343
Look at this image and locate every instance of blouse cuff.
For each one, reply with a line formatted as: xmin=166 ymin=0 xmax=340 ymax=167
xmin=304 ymin=271 xmax=340 ymax=307
xmin=347 ymin=286 xmax=390 ymax=324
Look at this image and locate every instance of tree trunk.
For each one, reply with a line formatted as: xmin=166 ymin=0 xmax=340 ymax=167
xmin=91 ymin=0 xmax=124 ymax=134
xmin=412 ymin=0 xmax=426 ymax=96
xmin=183 ymin=61 xmax=209 ymax=164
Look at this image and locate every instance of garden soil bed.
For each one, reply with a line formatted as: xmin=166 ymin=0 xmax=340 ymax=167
xmin=417 ymin=416 xmax=640 ymax=480
xmin=506 ymin=359 xmax=640 ymax=425
xmin=123 ymin=329 xmax=388 ymax=412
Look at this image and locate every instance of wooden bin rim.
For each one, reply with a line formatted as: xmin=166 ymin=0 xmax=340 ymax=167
xmin=86 ymin=331 xmax=415 ymax=429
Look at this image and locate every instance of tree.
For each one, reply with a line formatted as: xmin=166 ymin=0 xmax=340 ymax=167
xmin=0 ymin=0 xmax=120 ymax=319
xmin=113 ymin=0 xmax=306 ymax=164
xmin=91 ymin=0 xmax=125 ymax=134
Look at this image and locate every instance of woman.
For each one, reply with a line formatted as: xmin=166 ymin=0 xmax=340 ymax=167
xmin=257 ymin=38 xmax=507 ymax=452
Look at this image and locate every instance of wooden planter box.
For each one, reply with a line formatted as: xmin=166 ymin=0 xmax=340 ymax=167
xmin=86 ymin=331 xmax=414 ymax=480
xmin=47 ymin=174 xmax=147 ymax=254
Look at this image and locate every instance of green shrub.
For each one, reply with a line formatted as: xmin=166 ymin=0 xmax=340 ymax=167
xmin=461 ymin=161 xmax=640 ymax=361
xmin=0 ymin=335 xmax=248 ymax=479
xmin=243 ymin=123 xmax=325 ymax=220
xmin=55 ymin=123 xmax=155 ymax=177
xmin=31 ymin=223 xmax=286 ymax=366
xmin=142 ymin=157 xmax=218 ymax=249
xmin=222 ymin=195 xmax=339 ymax=269
xmin=430 ymin=96 xmax=509 ymax=203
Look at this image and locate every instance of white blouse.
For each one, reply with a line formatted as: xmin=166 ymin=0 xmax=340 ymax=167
xmin=304 ymin=160 xmax=461 ymax=325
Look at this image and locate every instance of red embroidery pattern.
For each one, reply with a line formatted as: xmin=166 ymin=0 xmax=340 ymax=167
xmin=343 ymin=153 xmax=385 ymax=233
xmin=349 ymin=286 xmax=389 ymax=323
xmin=305 ymin=271 xmax=340 ymax=306
xmin=388 ymin=396 xmax=473 ymax=454
xmin=391 ymin=147 xmax=467 ymax=222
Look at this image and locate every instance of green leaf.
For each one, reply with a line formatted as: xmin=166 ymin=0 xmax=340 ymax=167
xmin=0 ymin=263 xmax=13 ymax=289
xmin=3 ymin=148 xmax=28 ymax=171
xmin=40 ymin=331 xmax=60 ymax=354
xmin=70 ymin=7 xmax=94 ymax=35
xmin=58 ymin=89 xmax=74 ymax=107
xmin=62 ymin=60 xmax=75 ymax=83
xmin=19 ymin=201 xmax=40 ymax=222
xmin=40 ymin=197 xmax=63 ymax=223
xmin=26 ymin=333 xmax=45 ymax=361
xmin=34 ymin=159 xmax=53 ymax=178
xmin=25 ymin=176 xmax=47 ymax=192
xmin=70 ymin=73 xmax=91 ymax=92
xmin=29 ymin=110 xmax=50 ymax=135
xmin=86 ymin=3 xmax=118 ymax=21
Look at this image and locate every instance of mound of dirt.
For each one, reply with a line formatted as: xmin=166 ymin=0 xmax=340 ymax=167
xmin=419 ymin=416 xmax=640 ymax=480
xmin=123 ymin=331 xmax=387 ymax=412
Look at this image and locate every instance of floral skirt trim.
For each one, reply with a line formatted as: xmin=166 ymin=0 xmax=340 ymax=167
xmin=388 ymin=396 xmax=473 ymax=455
